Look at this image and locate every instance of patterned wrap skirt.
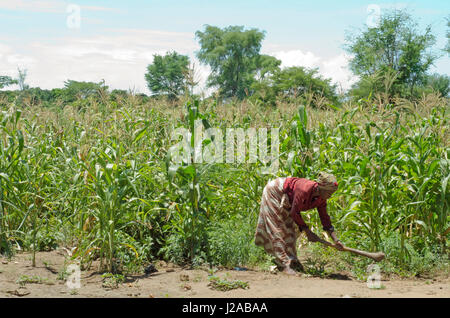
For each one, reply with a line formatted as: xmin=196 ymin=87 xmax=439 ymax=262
xmin=254 ymin=177 xmax=299 ymax=267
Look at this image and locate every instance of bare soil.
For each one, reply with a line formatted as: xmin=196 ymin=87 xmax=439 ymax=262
xmin=0 ymin=250 xmax=448 ymax=298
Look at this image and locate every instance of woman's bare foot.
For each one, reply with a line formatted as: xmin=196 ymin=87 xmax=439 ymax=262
xmin=282 ymin=266 xmax=297 ymax=275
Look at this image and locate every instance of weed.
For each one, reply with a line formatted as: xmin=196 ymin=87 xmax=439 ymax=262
xmin=193 ymin=274 xmax=203 ymax=282
xmin=304 ymin=257 xmax=328 ymax=278
xmin=368 ymin=284 xmax=386 ymax=290
xmin=207 ymin=275 xmax=249 ymax=291
xmin=101 ymin=273 xmax=126 ymax=289
xmin=57 ymin=267 xmax=69 ymax=281
xmin=16 ymin=275 xmax=54 ymax=286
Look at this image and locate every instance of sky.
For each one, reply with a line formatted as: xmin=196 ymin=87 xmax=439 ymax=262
xmin=0 ymin=0 xmax=448 ymax=94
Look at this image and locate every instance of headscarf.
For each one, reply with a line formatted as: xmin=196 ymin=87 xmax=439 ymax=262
xmin=317 ymin=172 xmax=338 ymax=195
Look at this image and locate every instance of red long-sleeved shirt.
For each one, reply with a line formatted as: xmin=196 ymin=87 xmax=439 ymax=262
xmin=282 ymin=177 xmax=333 ymax=231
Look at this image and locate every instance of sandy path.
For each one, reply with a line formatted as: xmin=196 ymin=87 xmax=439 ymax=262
xmin=0 ymin=250 xmax=448 ymax=298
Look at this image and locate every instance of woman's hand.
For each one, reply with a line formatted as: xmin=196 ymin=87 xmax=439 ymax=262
xmin=328 ymin=230 xmax=345 ymax=250
xmin=334 ymin=240 xmax=345 ymax=251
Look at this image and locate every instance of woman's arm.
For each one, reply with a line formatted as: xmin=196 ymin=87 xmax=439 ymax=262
xmin=317 ymin=201 xmax=332 ymax=231
xmin=317 ymin=202 xmax=344 ymax=249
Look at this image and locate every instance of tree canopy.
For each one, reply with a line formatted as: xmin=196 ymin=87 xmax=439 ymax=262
xmin=251 ymin=66 xmax=339 ymax=107
xmin=0 ymin=76 xmax=17 ymax=89
xmin=345 ymin=10 xmax=437 ymax=99
xmin=145 ymin=51 xmax=190 ymax=99
xmin=61 ymin=79 xmax=108 ymax=102
xmin=424 ymin=73 xmax=450 ymax=97
xmin=196 ymin=25 xmax=266 ymax=99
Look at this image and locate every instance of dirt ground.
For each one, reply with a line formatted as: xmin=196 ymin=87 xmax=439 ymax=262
xmin=0 ymin=249 xmax=448 ymax=298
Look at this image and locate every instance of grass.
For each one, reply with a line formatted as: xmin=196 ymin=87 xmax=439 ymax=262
xmin=16 ymin=275 xmax=54 ymax=286
xmin=303 ymin=256 xmax=329 ymax=278
xmin=193 ymin=274 xmax=203 ymax=282
xmin=101 ymin=273 xmax=126 ymax=289
xmin=207 ymin=274 xmax=250 ymax=291
xmin=368 ymin=284 xmax=386 ymax=290
xmin=57 ymin=267 xmax=69 ymax=281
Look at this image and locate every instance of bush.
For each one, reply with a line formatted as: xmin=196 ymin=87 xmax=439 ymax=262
xmin=208 ymin=215 xmax=269 ymax=268
xmin=380 ymin=232 xmax=448 ymax=277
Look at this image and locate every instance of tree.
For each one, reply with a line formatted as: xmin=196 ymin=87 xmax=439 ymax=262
xmin=110 ymin=89 xmax=129 ymax=102
xmin=196 ymin=25 xmax=266 ymax=99
xmin=423 ymin=73 xmax=450 ymax=98
xmin=275 ymin=67 xmax=337 ymax=100
xmin=248 ymin=55 xmax=282 ymax=105
xmin=62 ymin=79 xmax=108 ymax=102
xmin=250 ymin=66 xmax=339 ymax=107
xmin=0 ymin=76 xmax=17 ymax=89
xmin=254 ymin=54 xmax=281 ymax=82
xmin=274 ymin=67 xmax=339 ymax=107
xmin=145 ymin=51 xmax=190 ymax=99
xmin=345 ymin=10 xmax=437 ymax=99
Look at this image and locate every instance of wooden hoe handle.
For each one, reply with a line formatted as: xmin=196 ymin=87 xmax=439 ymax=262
xmin=315 ymin=237 xmax=385 ymax=262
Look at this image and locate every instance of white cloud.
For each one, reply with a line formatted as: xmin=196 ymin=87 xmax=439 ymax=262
xmin=0 ymin=0 xmax=64 ymax=13
xmin=0 ymin=44 xmax=19 ymax=76
xmin=6 ymin=54 xmax=36 ymax=66
xmin=0 ymin=28 xmax=206 ymax=94
xmin=321 ymin=54 xmax=358 ymax=92
xmin=0 ymin=0 xmax=120 ymax=13
xmin=1 ymin=27 xmax=357 ymax=95
xmin=191 ymin=61 xmax=213 ymax=96
xmin=0 ymin=43 xmax=13 ymax=57
xmin=272 ymin=50 xmax=321 ymax=69
xmin=268 ymin=49 xmax=358 ymax=92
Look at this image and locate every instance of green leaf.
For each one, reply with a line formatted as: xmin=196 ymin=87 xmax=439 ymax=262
xmin=298 ymin=105 xmax=307 ymax=128
xmin=15 ymin=109 xmax=22 ymax=125
xmin=133 ymin=126 xmax=148 ymax=144
xmin=17 ymin=130 xmax=24 ymax=154
xmin=180 ymin=165 xmax=196 ymax=180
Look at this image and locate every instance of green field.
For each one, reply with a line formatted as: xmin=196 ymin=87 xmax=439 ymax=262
xmin=0 ymin=92 xmax=448 ymax=279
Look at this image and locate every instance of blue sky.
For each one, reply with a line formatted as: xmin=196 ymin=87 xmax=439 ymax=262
xmin=0 ymin=0 xmax=448 ymax=93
